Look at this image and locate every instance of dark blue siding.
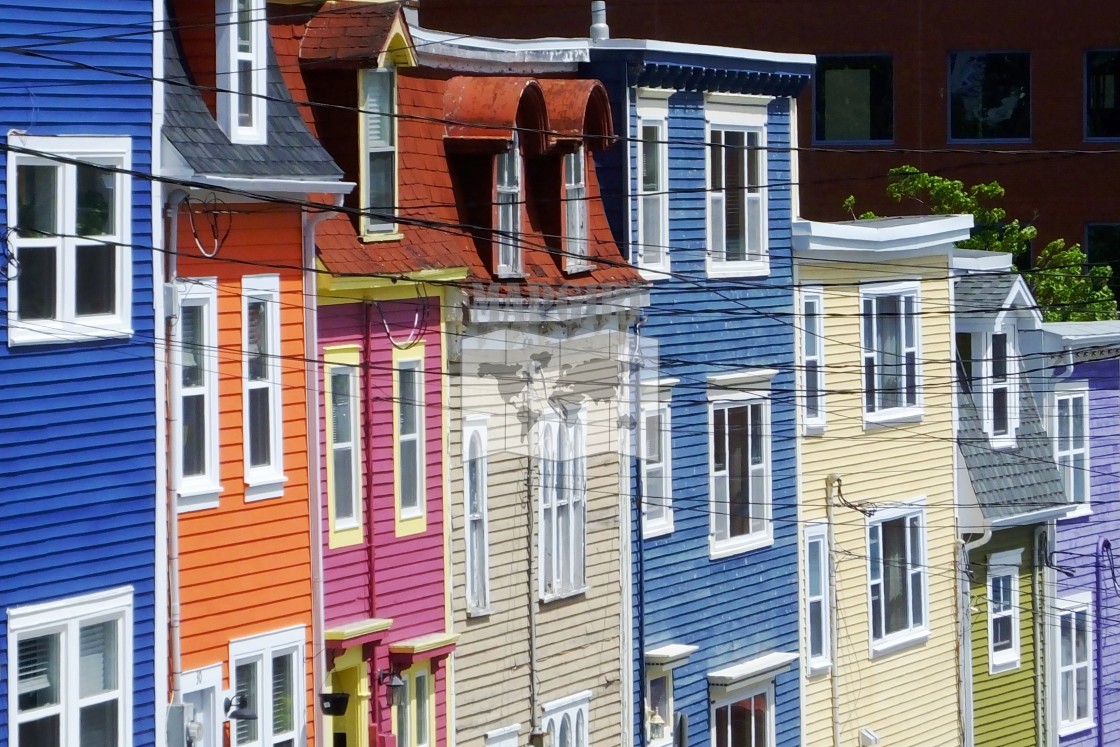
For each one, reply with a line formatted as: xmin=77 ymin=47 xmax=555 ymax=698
xmin=591 ymin=53 xmax=804 ymax=747
xmin=0 ymin=4 xmax=156 ymax=746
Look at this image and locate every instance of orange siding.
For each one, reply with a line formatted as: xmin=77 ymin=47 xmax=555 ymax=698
xmin=175 ymin=204 xmax=316 ymax=745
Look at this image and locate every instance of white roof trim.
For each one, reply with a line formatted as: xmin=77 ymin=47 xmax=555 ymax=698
xmin=707 ymin=368 xmax=779 ymax=387
xmin=591 ymin=37 xmax=815 ymax=67
xmin=645 ymin=643 xmax=699 ymax=667
xmin=707 ymin=651 xmax=798 ymax=688
xmin=192 ymin=175 xmax=355 ymax=195
xmin=792 ymin=215 xmax=974 ymax=259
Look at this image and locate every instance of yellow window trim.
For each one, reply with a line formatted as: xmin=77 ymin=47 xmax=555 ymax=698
xmin=394 ymin=342 xmax=427 ymax=537
xmin=392 ymin=661 xmax=436 ymax=747
xmin=316 ymin=271 xmax=469 ymax=305
xmin=326 ymin=345 xmax=364 ymax=549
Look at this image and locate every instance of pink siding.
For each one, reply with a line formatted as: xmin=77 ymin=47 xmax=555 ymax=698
xmin=318 ymin=297 xmax=447 ymax=636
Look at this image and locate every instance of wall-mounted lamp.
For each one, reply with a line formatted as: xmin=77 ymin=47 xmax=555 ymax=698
xmin=224 ymin=694 xmax=258 ymax=722
xmin=378 ymin=669 xmax=406 ymax=707
xmin=648 ymin=709 xmax=666 ymax=741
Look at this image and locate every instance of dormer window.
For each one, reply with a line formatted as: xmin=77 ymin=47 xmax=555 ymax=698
xmin=563 ymin=146 xmax=589 ymax=272
xmin=987 ymin=330 xmax=1018 ymax=445
xmin=361 ymin=68 xmax=397 ymax=236
xmin=495 ymin=132 xmax=522 ymax=277
xmin=217 ymin=0 xmax=267 ymax=144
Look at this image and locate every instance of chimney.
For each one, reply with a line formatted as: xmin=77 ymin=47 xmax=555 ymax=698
xmin=590 ymin=0 xmax=610 ymax=41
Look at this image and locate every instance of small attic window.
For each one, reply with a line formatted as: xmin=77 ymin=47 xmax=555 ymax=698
xmin=563 ymin=146 xmax=590 ymax=273
xmin=361 ymin=67 xmax=397 ymax=237
xmin=495 ymin=132 xmax=523 ymax=277
xmin=217 ymin=0 xmax=268 ymax=144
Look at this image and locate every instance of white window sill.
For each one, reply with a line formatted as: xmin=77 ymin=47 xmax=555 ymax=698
xmin=638 ymin=265 xmax=672 ymax=282
xmin=176 ymin=484 xmax=223 ymax=513
xmin=565 ymin=261 xmax=593 ymax=275
xmin=863 ymin=407 xmax=924 ymax=429
xmin=708 ymin=532 xmax=772 ymax=560
xmin=360 ymin=230 xmax=403 ymax=243
xmin=1059 ymin=720 xmax=1096 ymax=738
xmin=539 ymin=586 xmax=588 ymax=604
xmin=643 ymin=517 xmax=674 ymax=540
xmin=989 ymin=435 xmax=1017 ymax=450
xmin=495 ymin=270 xmax=528 ymax=280
xmin=244 ymin=474 xmax=288 ymax=502
xmin=989 ymin=654 xmax=1021 ymax=675
xmin=399 ymin=506 xmax=424 ymax=521
xmin=803 ymin=420 xmax=826 ymax=437
xmin=870 ymin=628 xmax=929 ymax=659
xmin=1065 ymin=502 xmax=1093 ymax=520
xmin=706 ymin=259 xmax=770 ymax=279
xmin=333 ymin=518 xmax=361 ymax=532
xmin=467 ymin=606 xmax=494 ymax=619
xmin=7 ymin=320 xmax=132 ymax=347
xmin=807 ymin=661 xmax=832 ymax=678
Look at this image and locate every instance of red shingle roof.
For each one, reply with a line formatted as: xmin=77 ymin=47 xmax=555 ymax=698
xmin=299 ymin=0 xmax=405 ymax=67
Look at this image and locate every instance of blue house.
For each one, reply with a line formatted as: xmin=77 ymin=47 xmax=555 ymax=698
xmin=0 ymin=4 xmax=159 ymax=746
xmin=588 ymin=39 xmax=814 ymax=747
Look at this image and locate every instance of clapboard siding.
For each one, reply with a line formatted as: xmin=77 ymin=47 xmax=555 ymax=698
xmin=174 ymin=204 xmax=316 ymax=745
xmin=1055 ymin=358 xmax=1120 ymax=747
xmin=450 ymin=321 xmax=629 ymax=746
xmin=0 ymin=2 xmax=156 ymax=745
xmin=797 ymin=257 xmax=961 ymax=747
xmin=606 ymin=80 xmax=804 ymax=746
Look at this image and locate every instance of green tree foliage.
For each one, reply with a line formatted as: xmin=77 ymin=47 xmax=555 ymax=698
xmin=844 ymin=166 xmax=1116 ymax=322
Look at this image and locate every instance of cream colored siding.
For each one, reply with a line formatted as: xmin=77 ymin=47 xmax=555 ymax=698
xmin=798 ymin=255 xmax=962 ymax=747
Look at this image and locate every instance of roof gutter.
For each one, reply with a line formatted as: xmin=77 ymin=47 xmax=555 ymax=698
xmin=191 ymin=175 xmax=356 ymax=195
xmin=989 ymin=504 xmax=1076 ymax=528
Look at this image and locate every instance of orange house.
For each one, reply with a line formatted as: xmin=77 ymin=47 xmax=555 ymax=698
xmin=161 ymin=1 xmax=349 ymax=744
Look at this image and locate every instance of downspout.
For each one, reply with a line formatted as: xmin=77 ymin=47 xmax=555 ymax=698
xmin=528 ymin=384 xmax=541 ymax=741
xmin=165 ymin=188 xmax=190 ymax=707
xmin=960 ymin=526 xmax=993 ymax=747
xmin=304 ymin=196 xmax=343 ymax=745
xmin=633 ymin=314 xmax=647 ymax=747
xmin=363 ymin=299 xmax=378 ymax=731
xmin=824 ymin=474 xmax=842 ymax=747
xmin=1097 ymin=538 xmax=1108 ymax=747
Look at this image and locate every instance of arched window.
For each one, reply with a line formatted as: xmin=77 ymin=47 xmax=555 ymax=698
xmin=465 ymin=422 xmax=490 ymax=611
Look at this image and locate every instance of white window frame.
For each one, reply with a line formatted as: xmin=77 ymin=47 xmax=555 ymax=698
xmin=228 ymin=626 xmax=304 ymax=747
xmin=172 ymin=279 xmax=222 ymax=510
xmin=464 ymin=415 xmax=491 ymax=615
xmin=396 ymin=358 xmax=425 ymax=520
xmin=7 ymin=586 xmax=134 ymax=747
xmin=326 ymin=361 xmax=362 ymax=532
xmin=538 ymin=409 xmax=588 ymax=601
xmin=705 ymin=101 xmax=769 ymax=279
xmin=636 ymin=95 xmax=670 ymax=277
xmin=216 ymin=0 xmax=268 ymax=144
xmin=6 ymin=134 xmax=133 ymax=346
xmin=542 ymin=691 xmax=590 ymax=747
xmin=242 ymin=274 xmax=285 ymax=498
xmin=985 ymin=329 xmax=1018 ymax=447
xmin=495 ymin=131 xmax=523 ymax=277
xmin=181 ymin=664 xmax=223 ymax=747
xmin=484 ymin=724 xmax=521 ymax=747
xmin=1053 ymin=381 xmax=1090 ymax=515
xmin=563 ymin=146 xmax=590 ymax=273
xmin=710 ymin=681 xmax=775 ymax=747
xmin=804 ymin=523 xmax=831 ymax=673
xmin=800 ymin=287 xmax=826 ymax=432
xmin=645 ymin=667 xmax=674 ymax=747
xmin=360 ymin=67 xmax=397 ymax=236
xmin=987 ymin=549 xmax=1022 ymax=674
xmin=860 ymin=281 xmax=922 ymax=424
xmin=708 ymin=392 xmax=773 ymax=559
xmin=867 ymin=501 xmax=929 ymax=655
xmin=1056 ymin=592 xmax=1094 ymax=736
xmin=640 ymin=400 xmax=673 ymax=538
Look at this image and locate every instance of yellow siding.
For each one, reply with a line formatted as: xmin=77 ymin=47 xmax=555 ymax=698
xmin=798 ymin=255 xmax=962 ymax=747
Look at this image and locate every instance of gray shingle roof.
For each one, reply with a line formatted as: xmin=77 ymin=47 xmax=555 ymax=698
xmin=956 ymin=382 xmax=1067 ymax=521
xmin=954 ymin=272 xmax=1019 ymax=316
xmin=162 ymin=33 xmax=343 ymax=181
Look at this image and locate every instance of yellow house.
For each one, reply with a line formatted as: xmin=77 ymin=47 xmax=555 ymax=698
xmin=793 ymin=216 xmax=973 ymax=747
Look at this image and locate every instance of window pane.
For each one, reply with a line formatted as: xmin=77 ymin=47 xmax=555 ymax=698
xmin=415 ymin=672 xmax=430 ymax=745
xmin=809 ymin=599 xmax=824 ymax=658
xmin=1087 ymin=51 xmax=1120 ymax=138
xmin=723 ymin=130 xmax=746 ymax=261
xmin=808 ymin=539 xmax=823 ymax=597
xmin=367 ymin=151 xmax=395 ymax=221
xmin=237 ymin=59 xmax=253 ymax=127
xmin=815 ymin=55 xmax=894 ymax=141
xmin=364 ymin=71 xmax=394 ymax=146
xmin=237 ymin=0 xmax=253 ymax=51
xmin=401 ymin=439 xmax=419 ymax=510
xmin=18 ymin=633 xmax=60 ymax=711
xmin=20 ymin=717 xmax=61 ymax=747
xmin=247 ymin=300 xmax=269 ymax=381
xmin=183 ymin=393 xmax=206 ymax=477
xmin=1061 ymin=614 xmax=1074 ymax=666
xmin=272 ymin=653 xmax=294 ymax=735
xmin=713 ymin=409 xmax=727 ymax=472
xmin=235 ymin=661 xmax=259 ymax=745
xmin=181 ymin=305 xmax=205 ymax=387
xmin=993 ymin=617 xmax=1013 ymax=651
xmin=331 ymin=370 xmax=353 ymax=444
xmin=399 ymin=366 xmax=419 ymax=435
xmin=727 ymin=405 xmax=752 ymax=537
xmin=75 ymin=243 xmax=116 ymax=316
xmin=559 ymin=716 xmax=571 ymax=747
xmin=80 ymin=620 xmax=118 ymax=697
xmin=991 ymin=334 xmax=1008 ymax=380
xmin=949 ymin=52 xmax=1031 ymax=140
xmin=875 ymin=295 xmax=903 ymax=409
xmin=17 ymin=245 xmax=58 ymax=320
xmin=79 ymin=700 xmax=119 ymax=747
xmin=1086 ymin=224 xmax=1120 ymax=299
xmin=77 ymin=165 xmax=116 ymax=237
xmin=882 ymin=517 xmax=908 ymax=635
xmin=17 ymin=164 xmax=58 ymax=237
xmin=249 ymin=387 xmax=272 ymax=468
xmin=396 ymin=676 xmax=410 ymax=746
xmin=1072 ymin=397 xmax=1086 ymax=448
xmin=649 ymin=675 xmax=668 ymax=725
xmin=1076 ymin=667 xmax=1090 ymax=720
xmin=992 ymin=387 xmax=1009 ymax=435
xmin=642 ymin=124 xmax=662 ymax=191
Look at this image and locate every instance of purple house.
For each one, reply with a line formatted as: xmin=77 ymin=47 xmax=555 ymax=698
xmin=1037 ymin=321 xmax=1120 ymax=746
